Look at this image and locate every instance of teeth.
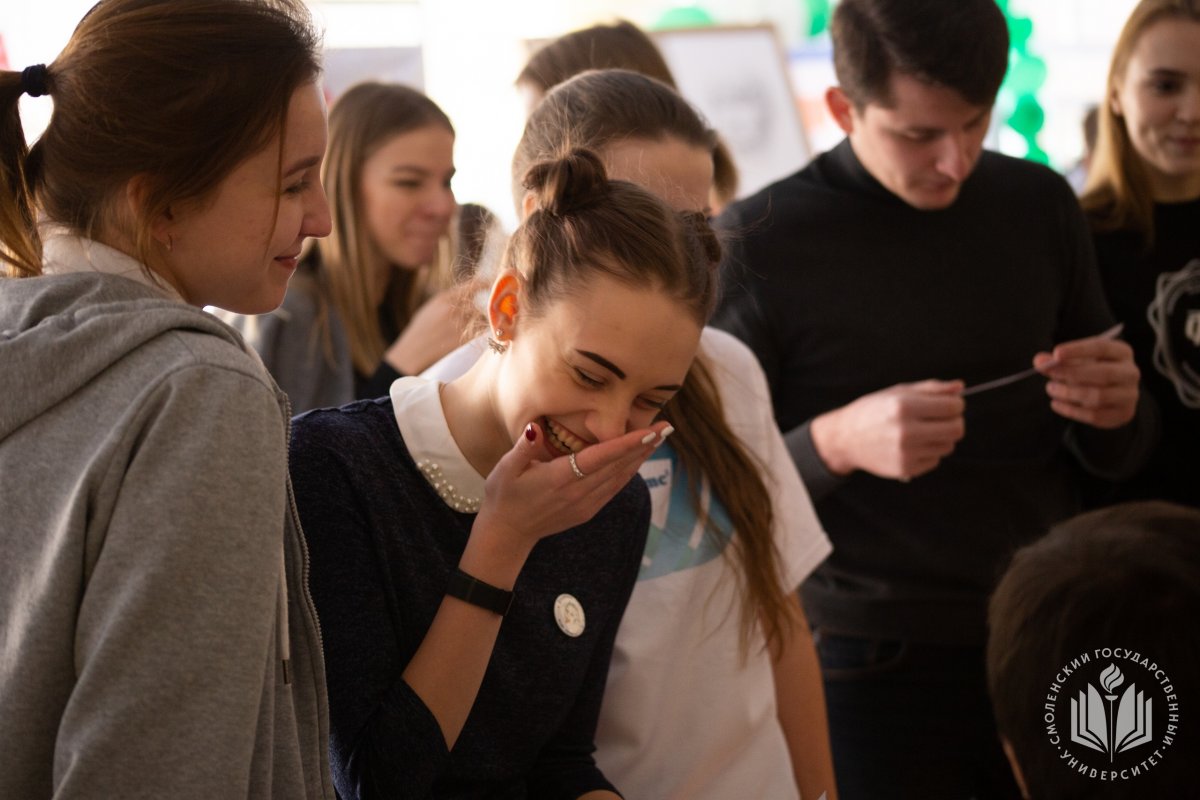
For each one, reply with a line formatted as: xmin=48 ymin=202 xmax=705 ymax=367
xmin=546 ymin=418 xmax=583 ymax=453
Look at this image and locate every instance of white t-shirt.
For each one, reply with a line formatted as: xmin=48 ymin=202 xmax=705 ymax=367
xmin=423 ymin=328 xmax=831 ymax=798
xmin=594 ymin=328 xmax=830 ymax=800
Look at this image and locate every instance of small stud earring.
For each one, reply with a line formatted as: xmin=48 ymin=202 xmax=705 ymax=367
xmin=488 ymin=329 xmax=508 ymax=355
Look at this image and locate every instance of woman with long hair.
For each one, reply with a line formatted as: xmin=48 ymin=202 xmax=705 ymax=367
xmin=1081 ymin=0 xmax=1200 ymax=507
xmin=291 ymin=148 xmax=717 ymax=798
xmin=0 ymin=1 xmax=333 ymax=796
xmin=427 ymin=69 xmax=836 ymax=800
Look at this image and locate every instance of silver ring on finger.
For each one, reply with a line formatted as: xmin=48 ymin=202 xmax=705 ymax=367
xmin=568 ymin=451 xmax=587 ymax=479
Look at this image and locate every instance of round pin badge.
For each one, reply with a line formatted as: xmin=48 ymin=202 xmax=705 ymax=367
xmin=553 ymin=593 xmax=585 ymax=637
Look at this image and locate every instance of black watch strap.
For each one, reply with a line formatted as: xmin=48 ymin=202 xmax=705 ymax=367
xmin=446 ymin=568 xmax=514 ymax=616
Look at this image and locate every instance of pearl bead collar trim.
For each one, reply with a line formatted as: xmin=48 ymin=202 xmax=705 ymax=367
xmin=416 ymin=458 xmax=481 ymax=513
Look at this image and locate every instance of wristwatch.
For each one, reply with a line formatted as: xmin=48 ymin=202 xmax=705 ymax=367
xmin=446 ymin=567 xmax=514 ymax=616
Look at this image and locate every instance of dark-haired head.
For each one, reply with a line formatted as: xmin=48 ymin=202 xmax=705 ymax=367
xmin=824 ymin=0 xmax=1006 ymax=210
xmin=830 ymin=0 xmax=1009 ymax=109
xmin=1 ymin=0 xmax=324 ymax=292
xmin=987 ymin=501 xmax=1200 ymax=799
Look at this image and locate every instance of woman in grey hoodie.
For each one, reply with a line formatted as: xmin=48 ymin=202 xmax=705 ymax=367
xmin=0 ymin=2 xmax=337 ymax=797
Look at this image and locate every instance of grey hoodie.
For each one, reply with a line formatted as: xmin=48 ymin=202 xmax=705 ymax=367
xmin=0 ymin=268 xmax=334 ymax=799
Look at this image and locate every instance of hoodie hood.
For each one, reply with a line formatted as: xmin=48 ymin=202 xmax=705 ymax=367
xmin=0 ymin=272 xmax=247 ymax=440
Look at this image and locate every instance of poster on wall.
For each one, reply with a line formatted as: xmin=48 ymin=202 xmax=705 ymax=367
xmin=651 ymin=25 xmax=811 ymax=201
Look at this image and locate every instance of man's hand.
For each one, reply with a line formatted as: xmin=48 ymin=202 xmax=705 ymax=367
xmin=1034 ymin=333 xmax=1139 ymax=429
xmin=810 ymin=380 xmax=965 ymax=481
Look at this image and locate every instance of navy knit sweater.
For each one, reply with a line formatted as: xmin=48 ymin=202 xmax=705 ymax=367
xmin=291 ymin=398 xmax=649 ymax=799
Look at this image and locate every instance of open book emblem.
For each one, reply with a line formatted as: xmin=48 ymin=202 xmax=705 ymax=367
xmin=1070 ymin=663 xmax=1154 ymax=762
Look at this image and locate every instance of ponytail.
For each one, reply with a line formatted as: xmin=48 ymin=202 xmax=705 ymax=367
xmin=664 ymin=357 xmax=797 ymax=658
xmin=0 ymin=67 xmax=46 ymax=277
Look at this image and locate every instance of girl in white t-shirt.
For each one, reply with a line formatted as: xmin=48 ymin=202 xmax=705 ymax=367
xmin=428 ymin=68 xmax=837 ymax=799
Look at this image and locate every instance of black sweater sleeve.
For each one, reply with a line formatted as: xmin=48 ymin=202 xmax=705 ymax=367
xmin=290 ymin=408 xmax=450 ymax=799
xmin=1046 ymin=177 xmax=1160 ymax=480
xmin=525 ymin=498 xmax=650 ymax=800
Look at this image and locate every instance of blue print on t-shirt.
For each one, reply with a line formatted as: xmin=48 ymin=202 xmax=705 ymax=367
xmin=637 ymin=443 xmax=732 ymax=582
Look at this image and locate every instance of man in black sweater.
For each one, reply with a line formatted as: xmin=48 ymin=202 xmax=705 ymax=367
xmin=713 ymin=1 xmax=1156 ymax=797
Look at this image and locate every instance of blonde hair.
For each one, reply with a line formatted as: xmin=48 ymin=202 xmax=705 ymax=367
xmin=1081 ymin=0 xmax=1200 ymax=239
xmin=315 ymin=82 xmax=456 ymax=375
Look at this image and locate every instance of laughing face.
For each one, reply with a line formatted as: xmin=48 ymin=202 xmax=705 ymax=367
xmin=491 ymin=274 xmax=701 ymax=461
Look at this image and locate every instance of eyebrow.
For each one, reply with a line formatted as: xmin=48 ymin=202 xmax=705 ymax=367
xmin=577 ymin=350 xmax=683 ymax=391
xmin=900 ymin=110 xmax=990 ymax=137
xmin=390 ymin=165 xmax=457 ymax=178
xmin=283 ymin=155 xmax=321 ymax=178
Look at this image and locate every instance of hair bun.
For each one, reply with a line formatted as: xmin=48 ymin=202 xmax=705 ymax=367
xmin=522 ymin=148 xmax=610 ymax=217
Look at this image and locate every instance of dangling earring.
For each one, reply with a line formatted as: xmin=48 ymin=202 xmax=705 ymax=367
xmin=166 ymin=234 xmax=174 ymax=253
xmin=488 ymin=328 xmax=509 ymax=355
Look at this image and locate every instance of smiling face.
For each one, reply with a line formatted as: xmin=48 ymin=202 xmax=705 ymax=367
xmin=360 ymin=124 xmax=457 ymax=270
xmin=156 ymin=81 xmax=331 ymax=313
xmin=1112 ymin=18 xmax=1200 ymax=201
xmin=828 ymin=72 xmax=991 ymax=210
xmin=492 ymin=274 xmax=701 ymax=460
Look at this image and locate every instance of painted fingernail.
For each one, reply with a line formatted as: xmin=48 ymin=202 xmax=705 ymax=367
xmin=524 ymin=423 xmax=536 ymax=442
xmin=641 ymin=432 xmax=657 ymax=444
xmin=658 ymin=425 xmax=675 ymax=441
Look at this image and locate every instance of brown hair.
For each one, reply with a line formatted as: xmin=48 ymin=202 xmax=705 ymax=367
xmin=514 ymin=70 xmax=795 ymax=656
xmin=510 ymin=149 xmax=719 ymax=327
xmin=1081 ymin=0 xmax=1200 ymax=240
xmin=831 ymin=0 xmax=1009 ymax=108
xmin=513 ymin=70 xmax=716 ymax=211
xmin=518 ymin=21 xmax=739 ymax=208
xmin=315 ymin=81 xmax=456 ymax=375
xmin=987 ymin=502 xmax=1200 ymax=799
xmin=519 ymin=20 xmax=676 ymax=96
xmin=0 ymin=0 xmax=321 ymax=279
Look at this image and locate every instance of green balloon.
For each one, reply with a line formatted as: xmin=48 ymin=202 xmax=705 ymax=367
xmin=806 ymin=0 xmax=832 ymax=37
xmin=1007 ymin=94 xmax=1045 ymax=137
xmin=652 ymin=6 xmax=716 ymax=29
xmin=1024 ymin=139 xmax=1050 ymax=165
xmin=1007 ymin=54 xmax=1047 ymax=94
xmin=1007 ymin=15 xmax=1033 ymax=53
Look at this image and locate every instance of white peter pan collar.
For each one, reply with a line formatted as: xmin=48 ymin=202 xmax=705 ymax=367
xmin=390 ymin=376 xmax=486 ymax=513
